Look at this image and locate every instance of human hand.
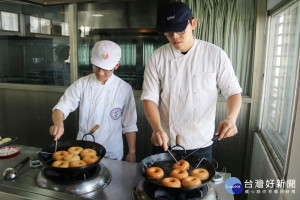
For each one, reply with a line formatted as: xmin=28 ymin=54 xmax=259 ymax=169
xmin=125 ymin=152 xmax=136 ymax=163
xmin=215 ymin=118 xmax=238 ymax=140
xmin=151 ymin=130 xmax=169 ymax=151
xmin=49 ymin=124 xmax=64 ymax=141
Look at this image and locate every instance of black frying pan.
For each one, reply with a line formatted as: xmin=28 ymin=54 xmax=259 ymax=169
xmin=140 ymin=152 xmax=215 ymax=192
xmin=38 ymin=140 xmax=106 ymax=174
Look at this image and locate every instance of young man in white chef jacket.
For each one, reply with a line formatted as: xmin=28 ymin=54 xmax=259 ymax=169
xmin=141 ymin=2 xmax=242 ymax=162
xmin=49 ymin=40 xmax=138 ymax=162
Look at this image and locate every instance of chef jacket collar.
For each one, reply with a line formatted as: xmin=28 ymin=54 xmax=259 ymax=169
xmin=92 ymin=73 xmax=116 ymax=87
xmin=170 ymin=36 xmax=196 ymax=58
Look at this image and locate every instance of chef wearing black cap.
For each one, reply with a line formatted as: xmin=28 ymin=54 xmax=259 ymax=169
xmin=141 ymin=2 xmax=242 ymax=162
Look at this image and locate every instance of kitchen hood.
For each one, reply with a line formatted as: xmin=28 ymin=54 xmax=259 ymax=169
xmin=78 ymin=1 xmax=159 ymax=30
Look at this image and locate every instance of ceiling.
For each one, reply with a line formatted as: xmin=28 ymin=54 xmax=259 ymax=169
xmin=19 ymin=0 xmax=141 ymax=6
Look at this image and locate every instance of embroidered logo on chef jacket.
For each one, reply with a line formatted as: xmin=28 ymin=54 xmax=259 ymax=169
xmin=110 ymin=108 xmax=122 ymax=120
xmin=102 ymin=53 xmax=109 ymax=59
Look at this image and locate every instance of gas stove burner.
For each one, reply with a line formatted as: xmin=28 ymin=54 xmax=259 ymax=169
xmin=145 ymin=180 xmax=208 ymax=200
xmin=133 ymin=178 xmax=217 ymax=200
xmin=153 ymin=186 xmax=208 ymax=200
xmin=155 ymin=186 xmax=208 ymax=199
xmin=44 ymin=164 xmax=101 ymax=183
xmin=36 ymin=163 xmax=111 ymax=195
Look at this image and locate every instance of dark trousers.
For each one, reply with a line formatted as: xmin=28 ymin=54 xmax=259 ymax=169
xmin=152 ymin=145 xmax=213 ymax=163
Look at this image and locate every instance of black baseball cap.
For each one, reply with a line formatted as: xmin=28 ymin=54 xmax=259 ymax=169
xmin=160 ymin=2 xmax=193 ymax=33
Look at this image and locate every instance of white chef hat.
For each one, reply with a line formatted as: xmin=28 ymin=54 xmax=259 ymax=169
xmin=91 ymin=40 xmax=121 ymax=70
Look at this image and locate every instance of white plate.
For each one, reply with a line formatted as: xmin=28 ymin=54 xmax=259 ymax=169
xmin=0 ymin=146 xmax=19 ymax=158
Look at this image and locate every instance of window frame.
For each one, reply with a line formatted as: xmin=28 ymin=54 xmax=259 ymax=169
xmin=259 ymin=1 xmax=300 ymax=179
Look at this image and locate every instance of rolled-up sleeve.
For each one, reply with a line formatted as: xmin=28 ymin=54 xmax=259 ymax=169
xmin=217 ymin=51 xmax=242 ymax=99
xmin=141 ymin=55 xmax=160 ymax=105
xmin=121 ymin=86 xmax=138 ymax=134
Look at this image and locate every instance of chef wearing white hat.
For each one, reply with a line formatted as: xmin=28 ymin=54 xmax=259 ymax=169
xmin=49 ymin=40 xmax=138 ymax=162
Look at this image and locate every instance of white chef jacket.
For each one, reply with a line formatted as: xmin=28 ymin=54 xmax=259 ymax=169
xmin=53 ymin=73 xmax=138 ymax=160
xmin=141 ymin=39 xmax=242 ymax=150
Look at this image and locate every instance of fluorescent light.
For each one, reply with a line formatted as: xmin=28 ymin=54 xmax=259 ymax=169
xmin=92 ymin=14 xmax=104 ymax=17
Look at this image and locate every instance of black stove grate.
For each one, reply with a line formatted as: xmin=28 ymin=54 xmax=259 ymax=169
xmin=43 ymin=164 xmax=101 ymax=183
xmin=143 ymin=180 xmax=208 ymax=200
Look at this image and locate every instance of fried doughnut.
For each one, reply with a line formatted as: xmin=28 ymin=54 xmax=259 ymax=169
xmin=67 ymin=146 xmax=83 ymax=155
xmin=1 ymin=138 xmax=12 ymax=143
xmin=82 ymin=155 xmax=99 ymax=164
xmin=161 ymin=177 xmax=181 ymax=188
xmin=170 ymin=169 xmax=188 ymax=181
xmin=80 ymin=149 xmax=97 ymax=157
xmin=182 ymin=176 xmax=202 ymax=187
xmin=64 ymin=154 xmax=80 ymax=162
xmin=146 ymin=167 xmax=164 ymax=179
xmin=51 ymin=160 xmax=69 ymax=168
xmin=191 ymin=168 xmax=210 ymax=181
xmin=52 ymin=151 xmax=69 ymax=161
xmin=173 ymin=160 xmax=190 ymax=170
xmin=69 ymin=160 xmax=87 ymax=168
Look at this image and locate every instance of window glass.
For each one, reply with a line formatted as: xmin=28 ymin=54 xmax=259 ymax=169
xmin=261 ymin=2 xmax=300 ymax=165
xmin=0 ymin=0 xmax=168 ymax=88
xmin=30 ymin=16 xmax=40 ymax=33
xmin=1 ymin=11 xmax=18 ymax=31
xmin=0 ymin=1 xmax=70 ymax=86
xmin=61 ymin=22 xmax=69 ymax=36
xmin=41 ymin=18 xmax=51 ymax=35
xmin=77 ymin=0 xmax=168 ymax=90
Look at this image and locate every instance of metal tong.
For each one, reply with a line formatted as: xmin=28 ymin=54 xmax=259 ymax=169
xmin=55 ymin=140 xmax=58 ymax=153
xmin=167 ymin=135 xmax=185 ymax=166
xmin=3 ymin=157 xmax=30 ymax=180
xmin=179 ymin=135 xmax=219 ymax=161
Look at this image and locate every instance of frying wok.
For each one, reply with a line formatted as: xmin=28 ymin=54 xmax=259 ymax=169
xmin=140 ymin=152 xmax=215 ymax=192
xmin=38 ymin=140 xmax=106 ymax=174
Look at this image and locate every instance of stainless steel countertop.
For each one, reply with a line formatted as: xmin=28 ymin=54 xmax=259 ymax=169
xmin=0 ymin=145 xmax=233 ymax=200
xmin=0 ymin=145 xmax=142 ymax=200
